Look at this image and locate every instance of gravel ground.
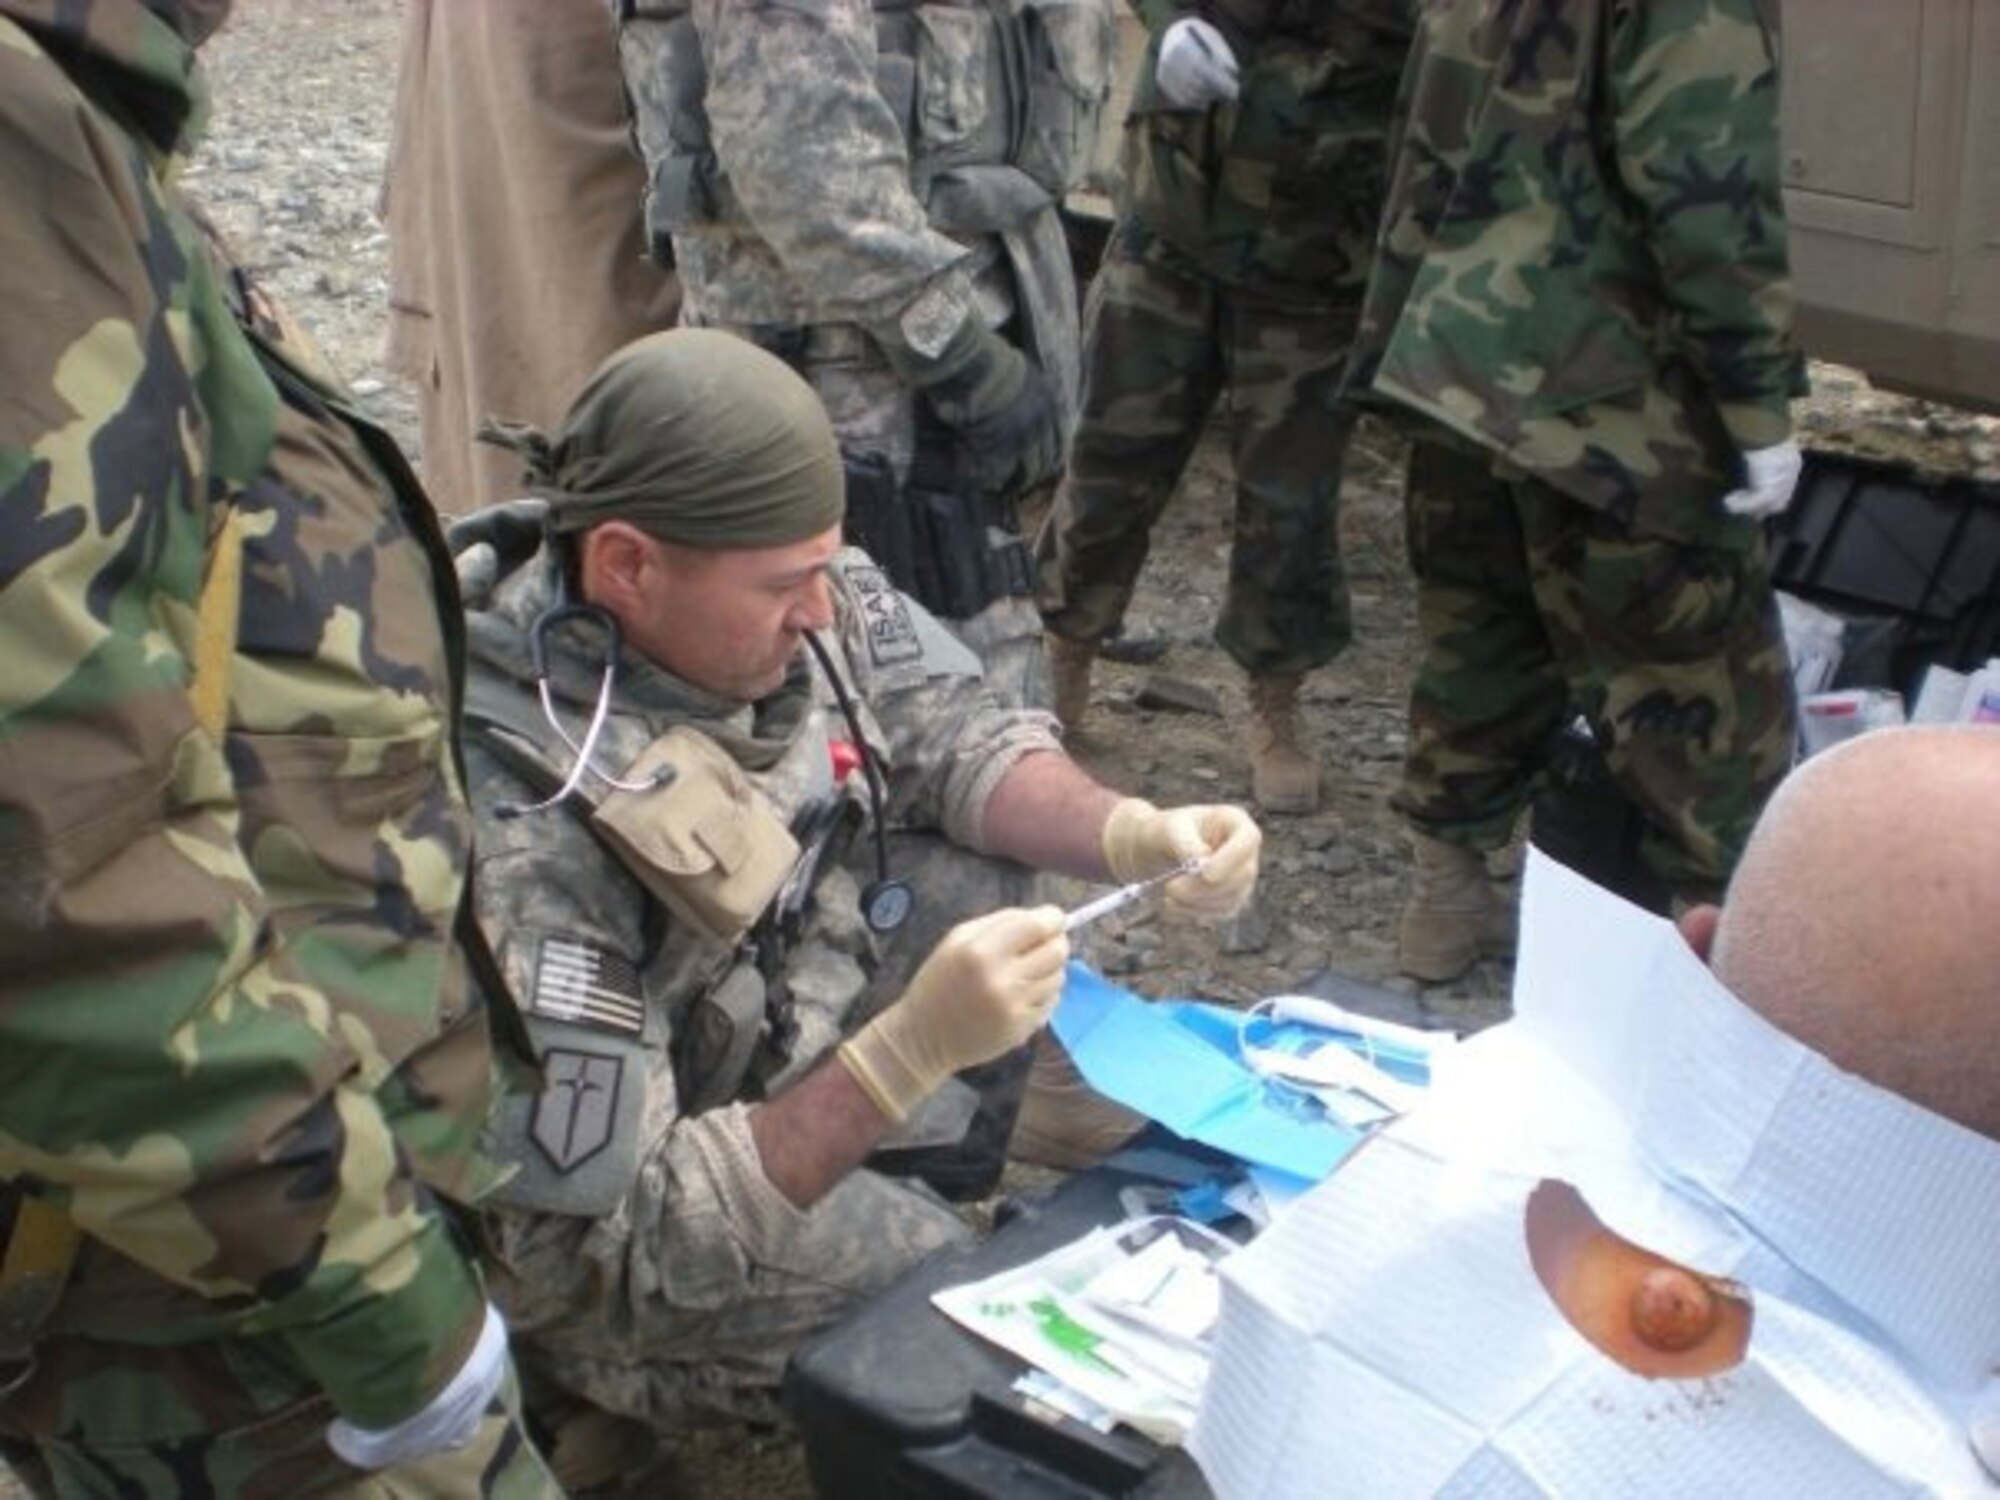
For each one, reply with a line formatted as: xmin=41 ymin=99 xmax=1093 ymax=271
xmin=4 ymin=3 xmax=1995 ymax=1496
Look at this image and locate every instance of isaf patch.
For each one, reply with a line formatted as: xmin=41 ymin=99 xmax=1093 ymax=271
xmin=533 ymin=937 xmax=644 ymax=1037
xmin=845 ymin=562 xmax=922 ymax=667
xmin=531 ymin=1048 xmax=623 ymax=1172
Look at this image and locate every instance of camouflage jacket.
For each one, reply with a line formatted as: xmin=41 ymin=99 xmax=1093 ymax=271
xmin=614 ymin=0 xmax=1110 ymax=372
xmin=456 ymin=522 xmax=1059 ymax=1231
xmin=1123 ymin=0 xmax=1412 ymax=298
xmin=0 ymin=0 xmax=514 ymax=1431
xmin=1352 ymin=0 xmax=1806 ymax=545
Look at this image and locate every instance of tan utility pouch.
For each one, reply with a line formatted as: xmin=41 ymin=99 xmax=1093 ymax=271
xmin=590 ymin=727 xmax=799 ymax=950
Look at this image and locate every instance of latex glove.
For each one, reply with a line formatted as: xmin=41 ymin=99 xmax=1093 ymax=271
xmin=1101 ymin=797 xmax=1262 ymax=920
xmin=327 ymin=1301 xmax=509 ymax=1470
xmin=878 ymin=315 xmax=1066 ymax=495
xmin=839 ymin=906 xmax=1070 ymax=1122
xmin=1720 ymin=440 xmax=1803 ymax=519
xmin=1156 ymin=17 xmax=1240 ymax=108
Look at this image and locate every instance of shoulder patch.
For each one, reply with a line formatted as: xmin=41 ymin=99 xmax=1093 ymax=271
xmin=531 ymin=1048 xmax=625 ymax=1173
xmin=532 ymin=937 xmax=644 ymax=1038
xmin=844 ymin=561 xmax=924 ymax=667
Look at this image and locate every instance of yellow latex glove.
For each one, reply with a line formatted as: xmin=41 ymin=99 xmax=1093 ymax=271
xmin=838 ymin=905 xmax=1069 ymax=1123
xmin=1101 ymin=797 xmax=1261 ymax=920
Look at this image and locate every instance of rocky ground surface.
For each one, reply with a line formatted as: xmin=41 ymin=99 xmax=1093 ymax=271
xmin=5 ymin=2 xmax=1994 ymax=1496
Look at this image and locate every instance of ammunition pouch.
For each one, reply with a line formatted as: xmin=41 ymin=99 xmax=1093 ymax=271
xmin=589 ymin=728 xmax=802 ymax=952
xmin=677 ymin=960 xmax=776 ymax=1116
xmin=1010 ymin=0 xmax=1115 ymax=202
xmin=841 ymin=448 xmax=1034 ymax=623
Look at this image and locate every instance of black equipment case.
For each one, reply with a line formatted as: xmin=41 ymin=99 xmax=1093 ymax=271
xmin=784 ymin=1151 xmax=1217 ymax=1499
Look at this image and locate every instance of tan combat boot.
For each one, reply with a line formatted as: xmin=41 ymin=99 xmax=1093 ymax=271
xmin=1046 ymin=632 xmax=1096 ymax=733
xmin=1246 ymin=672 xmax=1321 ymax=814
xmin=1399 ymin=832 xmax=1499 ymax=982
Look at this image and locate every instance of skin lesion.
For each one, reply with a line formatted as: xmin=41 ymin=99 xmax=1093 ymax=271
xmin=1523 ymin=1177 xmax=1752 ymax=1380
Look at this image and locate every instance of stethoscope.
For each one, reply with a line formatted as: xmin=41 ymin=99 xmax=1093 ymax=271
xmin=494 ymin=604 xmax=671 ymax=820
xmin=802 ymin=630 xmax=915 ymax=934
xmin=500 ymin=601 xmax=914 ymax=935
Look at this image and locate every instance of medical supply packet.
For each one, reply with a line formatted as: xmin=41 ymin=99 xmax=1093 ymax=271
xmin=932 ymin=1214 xmax=1238 ymax=1445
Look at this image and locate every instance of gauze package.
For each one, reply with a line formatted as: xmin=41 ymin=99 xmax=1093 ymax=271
xmin=1190 ymin=851 xmax=2000 ymax=1498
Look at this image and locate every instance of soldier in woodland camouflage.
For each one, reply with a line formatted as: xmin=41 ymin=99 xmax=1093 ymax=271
xmin=458 ymin=331 xmax=1261 ymax=1454
xmin=1034 ymin=0 xmax=1412 ymax=814
xmin=611 ymin=0 xmax=1116 ymax=712
xmin=1350 ymin=0 xmax=1806 ymax=980
xmin=0 ymin=1 xmax=555 ymax=1493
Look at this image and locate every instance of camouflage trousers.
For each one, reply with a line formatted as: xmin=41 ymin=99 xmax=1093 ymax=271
xmin=0 ymin=1331 xmax=556 ymax=1498
xmin=1034 ymin=220 xmax=1361 ymax=677
xmin=1394 ymin=438 xmax=1798 ymax=906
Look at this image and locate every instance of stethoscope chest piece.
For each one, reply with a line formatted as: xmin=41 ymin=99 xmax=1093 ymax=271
xmin=861 ymin=878 xmax=914 ymax=935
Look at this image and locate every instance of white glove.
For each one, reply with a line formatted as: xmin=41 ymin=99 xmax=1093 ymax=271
xmin=1156 ymin=18 xmax=1239 ymax=108
xmin=327 ymin=1301 xmax=509 ymax=1470
xmin=1720 ymin=440 xmax=1802 ymax=519
xmin=839 ymin=906 xmax=1070 ymax=1122
xmin=1101 ymin=798 xmax=1262 ymax=920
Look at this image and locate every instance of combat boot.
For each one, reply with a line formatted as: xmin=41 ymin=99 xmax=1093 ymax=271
xmin=1246 ymin=672 xmax=1320 ymax=814
xmin=1399 ymin=832 xmax=1504 ymax=982
xmin=1046 ymin=632 xmax=1096 ymax=733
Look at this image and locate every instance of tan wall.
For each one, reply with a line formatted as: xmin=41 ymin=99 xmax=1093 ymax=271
xmin=1783 ymin=0 xmax=2000 ymax=410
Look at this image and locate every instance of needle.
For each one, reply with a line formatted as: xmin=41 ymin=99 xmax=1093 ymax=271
xmin=1063 ymin=856 xmax=1206 ymax=932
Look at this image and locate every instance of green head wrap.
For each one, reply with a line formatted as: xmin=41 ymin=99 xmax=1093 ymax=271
xmin=481 ymin=329 xmax=845 ymax=547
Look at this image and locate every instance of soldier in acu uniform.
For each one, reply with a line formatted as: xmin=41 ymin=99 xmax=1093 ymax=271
xmin=0 ymin=0 xmax=556 ymax=1493
xmin=1035 ymin=0 xmax=1413 ymax=815
xmin=456 ymin=330 xmax=1260 ymax=1459
xmin=610 ymin=0 xmax=1118 ymax=712
xmin=1350 ymin=0 xmax=1806 ymax=981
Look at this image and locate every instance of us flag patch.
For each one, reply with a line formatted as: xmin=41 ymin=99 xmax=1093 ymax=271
xmin=531 ymin=938 xmax=644 ymax=1038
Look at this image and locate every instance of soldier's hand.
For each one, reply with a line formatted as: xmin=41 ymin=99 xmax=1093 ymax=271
xmin=1720 ymin=440 xmax=1803 ymax=519
xmin=922 ymin=325 xmax=1065 ymax=496
xmin=1156 ymin=18 xmax=1240 ymax=108
xmin=1101 ymin=797 xmax=1262 ymax=920
xmin=874 ymin=313 xmax=1066 ymax=496
xmin=838 ymin=906 xmax=1069 ymax=1121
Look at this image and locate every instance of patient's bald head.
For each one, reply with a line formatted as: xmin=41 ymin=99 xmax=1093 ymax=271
xmin=1705 ymin=726 xmax=2000 ymax=1141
